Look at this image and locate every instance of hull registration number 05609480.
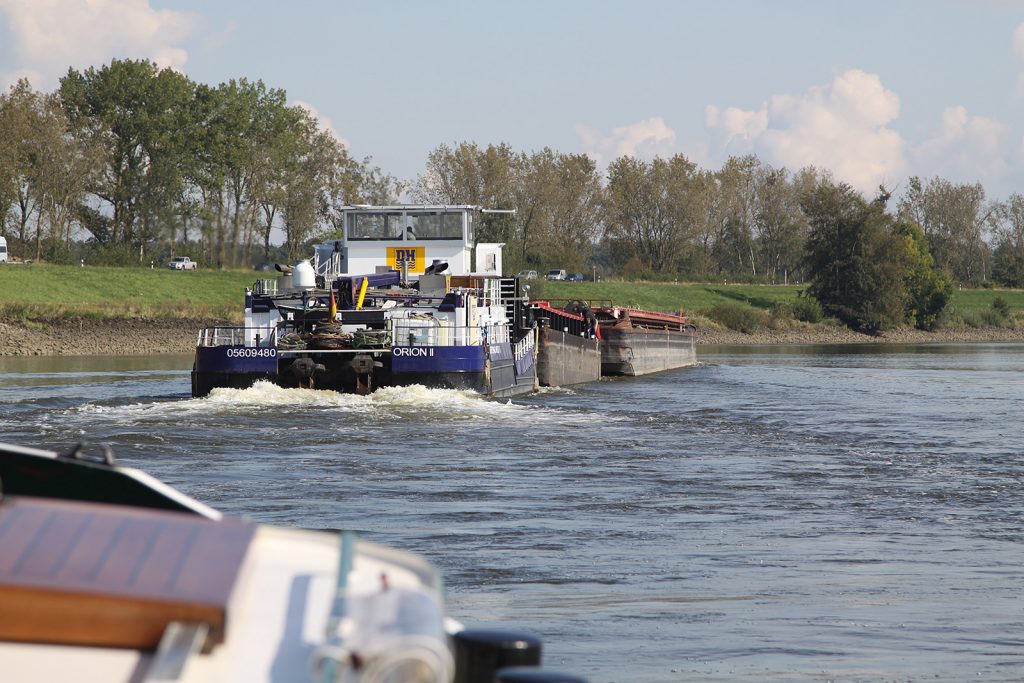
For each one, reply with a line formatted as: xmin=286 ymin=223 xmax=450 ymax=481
xmin=226 ymin=347 xmax=277 ymax=358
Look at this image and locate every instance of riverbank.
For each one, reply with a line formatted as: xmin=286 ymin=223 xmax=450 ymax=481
xmin=1 ymin=316 xmax=1023 ymax=356
xmin=0 ymin=316 xmax=226 ymax=356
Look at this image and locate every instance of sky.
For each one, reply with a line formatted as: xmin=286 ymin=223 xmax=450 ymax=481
xmin=2 ymin=0 xmax=1024 ymax=199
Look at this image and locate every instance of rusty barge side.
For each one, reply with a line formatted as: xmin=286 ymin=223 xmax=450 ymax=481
xmin=529 ymin=300 xmax=602 ymax=387
xmin=536 ymin=326 xmax=601 ymax=386
xmin=597 ymin=307 xmax=697 ymax=377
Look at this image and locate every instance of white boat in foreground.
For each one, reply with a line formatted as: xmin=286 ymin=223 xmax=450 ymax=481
xmin=0 ymin=442 xmax=582 ymax=683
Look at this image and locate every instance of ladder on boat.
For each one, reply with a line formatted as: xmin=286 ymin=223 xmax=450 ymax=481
xmin=499 ymin=277 xmax=518 ymax=327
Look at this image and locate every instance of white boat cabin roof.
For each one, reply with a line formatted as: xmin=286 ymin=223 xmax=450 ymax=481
xmin=316 ymin=205 xmax=511 ymax=280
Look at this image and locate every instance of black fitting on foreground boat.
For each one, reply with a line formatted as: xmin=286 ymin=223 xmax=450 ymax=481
xmin=452 ymin=629 xmax=542 ymax=683
xmin=496 ymin=667 xmax=589 ymax=683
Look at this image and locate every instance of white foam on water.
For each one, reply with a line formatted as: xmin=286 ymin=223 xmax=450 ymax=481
xmin=203 ymin=381 xmax=372 ymax=411
xmin=533 ymin=385 xmax=577 ymax=396
xmin=72 ymin=380 xmax=617 ymax=426
xmin=364 ymin=384 xmax=529 ymax=418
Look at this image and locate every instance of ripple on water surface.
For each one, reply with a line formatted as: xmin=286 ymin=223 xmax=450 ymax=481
xmin=2 ymin=348 xmax=1024 ymax=682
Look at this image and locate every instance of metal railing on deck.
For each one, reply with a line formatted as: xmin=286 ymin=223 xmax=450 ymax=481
xmin=197 ymin=326 xmax=277 ymax=348
xmin=391 ymin=319 xmax=510 ymax=347
xmin=253 ymin=279 xmax=278 ymax=296
xmin=198 ymin=320 xmax=515 ymax=351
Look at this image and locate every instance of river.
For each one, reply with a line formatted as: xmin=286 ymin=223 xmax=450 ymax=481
xmin=1 ymin=344 xmax=1022 ymax=682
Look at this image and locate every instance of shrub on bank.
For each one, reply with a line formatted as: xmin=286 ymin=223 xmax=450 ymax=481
xmin=792 ymin=296 xmax=823 ymax=323
xmin=952 ymin=306 xmax=1017 ymax=329
xmin=708 ymin=301 xmax=766 ymax=333
xmin=992 ymin=296 xmax=1010 ymax=319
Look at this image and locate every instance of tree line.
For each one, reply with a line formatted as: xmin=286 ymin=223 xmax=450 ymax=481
xmin=2 ymin=59 xmax=1023 ymax=301
xmin=0 ymin=59 xmax=399 ymax=267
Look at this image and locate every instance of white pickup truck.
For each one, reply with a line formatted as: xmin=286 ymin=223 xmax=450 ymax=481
xmin=167 ymin=256 xmax=198 ymax=270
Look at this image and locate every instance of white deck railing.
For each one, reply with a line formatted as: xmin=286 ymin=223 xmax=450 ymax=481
xmin=197 ymin=326 xmax=278 ymax=348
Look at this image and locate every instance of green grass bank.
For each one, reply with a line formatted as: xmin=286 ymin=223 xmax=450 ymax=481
xmin=1 ymin=264 xmax=1022 ymax=333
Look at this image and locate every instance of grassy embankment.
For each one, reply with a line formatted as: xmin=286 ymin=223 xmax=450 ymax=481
xmin=538 ymin=278 xmax=1024 ymax=332
xmin=0 ymin=265 xmax=258 ymax=322
xmin=1 ymin=264 xmax=1022 ymax=331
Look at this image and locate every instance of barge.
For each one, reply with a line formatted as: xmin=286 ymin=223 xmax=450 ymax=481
xmin=595 ymin=306 xmax=697 ymax=376
xmin=527 ymin=300 xmax=601 ymax=387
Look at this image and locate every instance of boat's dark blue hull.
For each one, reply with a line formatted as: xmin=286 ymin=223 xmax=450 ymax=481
xmin=192 ymin=337 xmax=537 ymax=398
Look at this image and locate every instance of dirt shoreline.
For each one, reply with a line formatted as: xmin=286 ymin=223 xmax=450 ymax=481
xmin=1 ymin=316 xmax=1023 ymax=357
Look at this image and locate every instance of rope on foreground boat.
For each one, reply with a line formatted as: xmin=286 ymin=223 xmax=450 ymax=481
xmin=352 ymin=329 xmax=391 ymax=348
xmin=277 ymin=332 xmax=310 ymax=349
xmin=310 ymin=323 xmax=352 ymax=350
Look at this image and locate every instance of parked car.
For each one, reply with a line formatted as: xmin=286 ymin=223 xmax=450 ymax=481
xmin=546 ymin=269 xmax=567 ymax=281
xmin=167 ymin=256 xmax=198 ymax=270
xmin=566 ymin=272 xmax=584 ymax=282
xmin=517 ymin=269 xmax=538 ymax=280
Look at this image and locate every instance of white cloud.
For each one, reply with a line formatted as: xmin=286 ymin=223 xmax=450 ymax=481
xmin=705 ymin=68 xmax=1018 ymax=195
xmin=913 ymin=105 xmax=1007 ymax=185
xmin=293 ymin=100 xmax=350 ymax=149
xmin=0 ymin=0 xmax=199 ymax=89
xmin=705 ymin=104 xmax=768 ymax=149
xmin=576 ymin=116 xmax=677 ymax=168
xmin=1014 ymin=23 xmax=1024 ymax=60
xmin=1015 ymin=23 xmax=1024 ymax=99
xmin=706 ymin=69 xmax=907 ymax=194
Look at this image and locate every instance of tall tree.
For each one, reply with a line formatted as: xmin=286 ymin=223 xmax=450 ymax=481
xmin=508 ymin=148 xmax=603 ymax=272
xmin=753 ymin=165 xmax=812 ymax=284
xmin=0 ymin=79 xmax=96 ymax=261
xmin=990 ymin=194 xmax=1024 ymax=287
xmin=894 ymin=220 xmax=952 ymax=330
xmin=709 ymin=155 xmax=760 ymax=276
xmin=0 ymin=80 xmax=43 ymax=248
xmin=802 ymin=182 xmax=910 ymax=332
xmin=274 ymin=107 xmax=367 ymax=261
xmin=604 ymin=154 xmax=703 ymax=273
xmin=897 ymin=176 xmax=993 ymax=284
xmin=190 ymin=79 xmax=294 ymax=267
xmin=60 ymin=59 xmax=196 ymax=259
xmin=547 ymin=152 xmax=604 ymax=270
xmin=412 ymin=142 xmax=517 ymax=243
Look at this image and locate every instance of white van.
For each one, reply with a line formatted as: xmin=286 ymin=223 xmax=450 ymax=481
xmin=0 ymin=236 xmax=7 ymax=263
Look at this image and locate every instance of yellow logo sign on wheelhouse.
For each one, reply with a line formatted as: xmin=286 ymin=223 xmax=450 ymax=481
xmin=387 ymin=246 xmax=425 ymax=274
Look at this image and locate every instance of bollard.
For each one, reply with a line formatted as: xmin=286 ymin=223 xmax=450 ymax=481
xmin=495 ymin=668 xmax=588 ymax=683
xmin=452 ymin=629 xmax=542 ymax=683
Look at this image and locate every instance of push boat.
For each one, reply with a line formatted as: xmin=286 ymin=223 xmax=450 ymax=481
xmin=0 ymin=441 xmax=585 ymax=683
xmin=192 ymin=206 xmax=538 ymax=399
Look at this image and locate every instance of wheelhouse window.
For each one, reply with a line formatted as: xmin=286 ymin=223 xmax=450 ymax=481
xmin=346 ymin=209 xmax=467 ymax=241
xmin=348 ymin=213 xmax=403 ymax=240
xmin=407 ymin=212 xmax=464 ymax=240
